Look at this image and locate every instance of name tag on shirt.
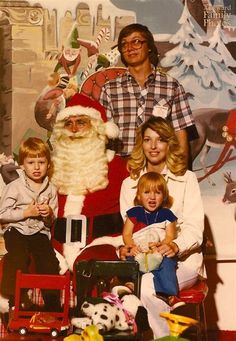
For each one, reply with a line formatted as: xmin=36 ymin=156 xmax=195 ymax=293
xmin=152 ymin=104 xmax=169 ymax=118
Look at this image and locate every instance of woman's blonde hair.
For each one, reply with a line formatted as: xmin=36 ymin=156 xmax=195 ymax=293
xmin=18 ymin=137 xmax=52 ymax=176
xmin=128 ymin=116 xmax=187 ymax=179
xmin=134 ymin=172 xmax=173 ymax=208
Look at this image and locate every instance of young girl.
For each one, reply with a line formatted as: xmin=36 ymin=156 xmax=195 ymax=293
xmin=0 ymin=137 xmax=60 ymax=311
xmin=123 ymin=172 xmax=182 ymax=309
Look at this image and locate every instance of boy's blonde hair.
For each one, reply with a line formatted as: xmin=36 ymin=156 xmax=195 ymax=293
xmin=18 ymin=137 xmax=51 ymax=169
xmin=134 ymin=172 xmax=173 ymax=208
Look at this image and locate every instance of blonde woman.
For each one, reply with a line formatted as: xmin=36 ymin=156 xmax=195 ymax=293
xmin=120 ymin=116 xmax=205 ymax=338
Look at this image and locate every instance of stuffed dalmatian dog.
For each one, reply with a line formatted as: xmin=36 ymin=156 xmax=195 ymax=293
xmin=72 ymin=300 xmax=131 ymax=332
xmin=71 ymin=286 xmax=149 ymax=334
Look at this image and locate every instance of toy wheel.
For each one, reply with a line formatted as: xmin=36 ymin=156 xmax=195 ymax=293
xmin=19 ymin=327 xmax=28 ymax=336
xmin=51 ymin=328 xmax=59 ymax=338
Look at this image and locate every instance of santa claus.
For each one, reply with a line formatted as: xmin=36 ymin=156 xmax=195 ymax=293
xmin=50 ymin=93 xmax=129 ymax=269
xmin=0 ymin=94 xmax=127 ymax=314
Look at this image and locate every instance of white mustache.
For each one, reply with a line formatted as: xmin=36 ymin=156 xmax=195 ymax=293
xmin=62 ymin=128 xmax=95 ymax=139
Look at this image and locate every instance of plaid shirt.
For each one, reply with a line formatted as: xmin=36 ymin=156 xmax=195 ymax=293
xmin=100 ymin=68 xmax=195 ymax=156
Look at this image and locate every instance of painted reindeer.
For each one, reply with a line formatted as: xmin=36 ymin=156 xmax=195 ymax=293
xmin=222 ymin=172 xmax=236 ymax=204
xmin=190 ymin=108 xmax=236 ymax=185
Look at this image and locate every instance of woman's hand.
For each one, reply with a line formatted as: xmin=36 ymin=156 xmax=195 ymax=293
xmin=119 ymin=244 xmax=142 ymax=260
xmin=119 ymin=245 xmax=131 ymax=260
xmin=149 ymin=241 xmax=179 ymax=257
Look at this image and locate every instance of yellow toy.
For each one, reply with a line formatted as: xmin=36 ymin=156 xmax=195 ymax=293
xmin=153 ymin=312 xmax=198 ymax=340
xmin=64 ymin=325 xmax=103 ymax=341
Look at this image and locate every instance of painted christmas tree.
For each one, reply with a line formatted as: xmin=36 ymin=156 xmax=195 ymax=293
xmin=208 ymin=23 xmax=236 ymax=91
xmin=160 ymin=1 xmax=236 ymax=109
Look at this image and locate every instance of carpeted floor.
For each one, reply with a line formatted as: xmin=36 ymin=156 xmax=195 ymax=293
xmin=1 ymin=329 xmax=236 ymax=340
xmin=208 ymin=330 xmax=236 ymax=341
xmin=141 ymin=327 xmax=236 ymax=341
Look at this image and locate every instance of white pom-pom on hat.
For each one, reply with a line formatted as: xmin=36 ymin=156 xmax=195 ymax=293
xmin=104 ymin=121 xmax=119 ymax=139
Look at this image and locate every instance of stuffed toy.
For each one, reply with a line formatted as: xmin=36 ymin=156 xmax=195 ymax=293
xmin=71 ymin=286 xmax=149 ymax=334
xmin=135 ymin=251 xmax=163 ymax=273
xmin=72 ymin=300 xmax=131 ymax=333
xmin=131 ymin=226 xmax=163 ymax=273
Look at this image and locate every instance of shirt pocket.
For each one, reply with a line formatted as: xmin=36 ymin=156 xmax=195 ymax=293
xmin=153 ymin=99 xmax=171 ymax=118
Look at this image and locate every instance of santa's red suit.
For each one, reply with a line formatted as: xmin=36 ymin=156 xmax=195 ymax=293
xmin=53 ymin=154 xmax=128 ymax=255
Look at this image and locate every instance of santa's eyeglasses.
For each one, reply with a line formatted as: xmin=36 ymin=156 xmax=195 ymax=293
xmin=120 ymin=39 xmax=147 ymax=52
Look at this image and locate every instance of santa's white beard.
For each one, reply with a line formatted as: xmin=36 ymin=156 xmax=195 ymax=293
xmin=51 ymin=127 xmax=109 ymax=196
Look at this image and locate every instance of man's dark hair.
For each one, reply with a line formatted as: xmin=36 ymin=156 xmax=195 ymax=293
xmin=117 ymin=23 xmax=159 ymax=67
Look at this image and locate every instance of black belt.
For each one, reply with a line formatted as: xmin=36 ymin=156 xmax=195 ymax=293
xmin=54 ymin=212 xmax=123 ymax=244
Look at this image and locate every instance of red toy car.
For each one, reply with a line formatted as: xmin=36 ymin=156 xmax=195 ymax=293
xmin=8 ymin=270 xmax=71 ymax=338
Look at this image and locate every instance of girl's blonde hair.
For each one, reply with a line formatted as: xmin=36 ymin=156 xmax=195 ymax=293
xmin=18 ymin=137 xmax=52 ymax=176
xmin=134 ymin=172 xmax=173 ymax=208
xmin=128 ymin=116 xmax=187 ymax=180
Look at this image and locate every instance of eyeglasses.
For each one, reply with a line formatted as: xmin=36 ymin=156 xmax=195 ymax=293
xmin=120 ymin=39 xmax=147 ymax=52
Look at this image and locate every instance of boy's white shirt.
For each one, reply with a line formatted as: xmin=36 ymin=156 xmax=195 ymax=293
xmin=0 ymin=169 xmax=58 ymax=236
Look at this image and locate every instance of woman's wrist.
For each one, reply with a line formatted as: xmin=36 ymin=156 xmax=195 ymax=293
xmin=117 ymin=245 xmax=124 ymax=250
xmin=170 ymin=241 xmax=179 ymax=255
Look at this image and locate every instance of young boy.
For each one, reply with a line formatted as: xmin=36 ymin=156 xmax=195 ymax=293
xmin=0 ymin=137 xmax=60 ymax=311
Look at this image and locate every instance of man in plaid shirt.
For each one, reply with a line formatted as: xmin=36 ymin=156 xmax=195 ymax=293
xmin=100 ymin=24 xmax=197 ymax=159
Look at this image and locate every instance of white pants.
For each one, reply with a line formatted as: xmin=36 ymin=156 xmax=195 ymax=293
xmin=141 ymin=261 xmax=198 ymax=338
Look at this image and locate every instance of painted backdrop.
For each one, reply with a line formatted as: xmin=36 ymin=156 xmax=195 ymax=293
xmin=0 ymin=0 xmax=235 ymax=331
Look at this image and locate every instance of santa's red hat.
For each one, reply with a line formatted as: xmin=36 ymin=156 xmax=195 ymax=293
xmin=56 ymin=93 xmax=119 ymax=139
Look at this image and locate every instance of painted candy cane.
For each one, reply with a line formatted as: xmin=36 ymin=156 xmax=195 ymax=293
xmin=81 ymin=27 xmax=110 ymax=80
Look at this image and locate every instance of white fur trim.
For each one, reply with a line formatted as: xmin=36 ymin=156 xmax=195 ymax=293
xmin=56 ymin=106 xmax=102 ymax=122
xmin=63 ymin=235 xmax=123 ymax=271
xmin=106 ymin=149 xmax=115 ymax=162
xmin=82 ymin=235 xmax=123 ymax=250
xmin=55 ymin=249 xmax=69 ymax=275
xmin=63 ymin=242 xmax=82 ymax=271
xmin=104 ymin=121 xmax=119 ymax=139
xmin=64 ymin=195 xmax=85 ymax=217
